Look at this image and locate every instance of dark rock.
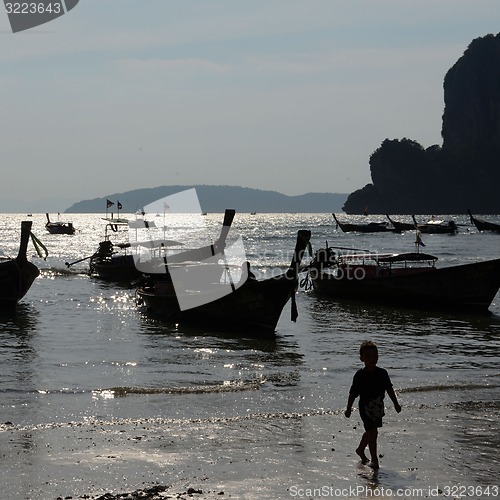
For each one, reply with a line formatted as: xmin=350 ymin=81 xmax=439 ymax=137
xmin=344 ymin=33 xmax=500 ymax=214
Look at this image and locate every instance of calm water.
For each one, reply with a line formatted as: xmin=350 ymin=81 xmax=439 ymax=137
xmin=1 ymin=212 xmax=499 ymax=498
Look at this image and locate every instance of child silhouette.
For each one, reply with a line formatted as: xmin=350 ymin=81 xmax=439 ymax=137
xmin=345 ymin=341 xmax=401 ymax=468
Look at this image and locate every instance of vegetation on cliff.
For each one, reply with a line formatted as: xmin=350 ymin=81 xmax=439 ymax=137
xmin=343 ymin=33 xmax=500 ymax=214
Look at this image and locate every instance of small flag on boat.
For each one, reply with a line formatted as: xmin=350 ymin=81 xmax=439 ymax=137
xmin=106 ymin=199 xmax=114 ymax=208
xmin=415 ymin=230 xmax=425 ymax=247
xmin=117 ymin=201 xmax=123 ymax=210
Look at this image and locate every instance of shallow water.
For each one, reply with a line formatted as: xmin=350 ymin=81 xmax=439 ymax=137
xmin=1 ymin=212 xmax=499 ymax=499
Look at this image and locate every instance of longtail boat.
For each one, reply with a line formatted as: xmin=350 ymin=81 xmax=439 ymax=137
xmin=0 ymin=221 xmax=39 ymax=309
xmin=308 ymin=244 xmax=500 ymax=313
xmin=467 ymin=209 xmax=500 ymax=233
xmin=45 ymin=213 xmax=75 ymax=235
xmin=136 ymin=230 xmax=312 ymax=334
xmin=332 ymin=213 xmax=395 ymax=233
xmin=411 ymin=215 xmax=457 ymax=234
xmin=386 ymin=215 xmax=415 ymax=233
xmin=79 ymin=209 xmax=236 ymax=282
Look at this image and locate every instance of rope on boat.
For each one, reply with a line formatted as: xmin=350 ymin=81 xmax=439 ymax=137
xmin=30 ymin=231 xmax=48 ymax=260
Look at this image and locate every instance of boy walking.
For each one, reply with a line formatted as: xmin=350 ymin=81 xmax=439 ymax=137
xmin=345 ymin=341 xmax=401 ymax=468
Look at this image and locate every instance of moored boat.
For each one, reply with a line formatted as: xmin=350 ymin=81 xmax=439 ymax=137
xmin=86 ymin=209 xmax=236 ymax=282
xmin=136 ymin=229 xmax=312 ymax=334
xmin=386 ymin=215 xmax=415 ymax=233
xmin=308 ymin=244 xmax=500 ymax=312
xmin=87 ymin=218 xmax=140 ymax=281
xmin=0 ymin=221 xmax=40 ymax=309
xmin=332 ymin=213 xmax=395 ymax=233
xmin=45 ymin=213 xmax=75 ymax=235
xmin=467 ymin=209 xmax=500 ymax=233
xmin=411 ymin=215 xmax=457 ymax=234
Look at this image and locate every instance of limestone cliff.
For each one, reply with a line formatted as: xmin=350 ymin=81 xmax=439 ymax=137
xmin=343 ymin=33 xmax=500 ymax=214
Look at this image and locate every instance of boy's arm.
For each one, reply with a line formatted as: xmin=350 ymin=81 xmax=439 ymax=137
xmin=387 ymin=385 xmax=401 ymax=413
xmin=345 ymin=393 xmax=356 ymax=418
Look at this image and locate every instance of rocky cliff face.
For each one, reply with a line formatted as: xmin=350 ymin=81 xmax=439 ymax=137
xmin=343 ymin=33 xmax=500 ymax=214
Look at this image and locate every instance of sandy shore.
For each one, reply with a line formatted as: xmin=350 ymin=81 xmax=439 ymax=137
xmin=1 ymin=401 xmax=499 ymax=499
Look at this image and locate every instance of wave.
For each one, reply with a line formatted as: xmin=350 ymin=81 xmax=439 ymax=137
xmin=94 ymin=380 xmax=264 ymax=397
xmin=3 ymin=381 xmax=264 ymax=398
xmin=39 ymin=267 xmax=83 ymax=277
xmin=17 ymin=376 xmax=500 ymax=401
xmin=0 ymin=408 xmax=343 ymax=433
xmin=399 ymin=382 xmax=500 ymax=393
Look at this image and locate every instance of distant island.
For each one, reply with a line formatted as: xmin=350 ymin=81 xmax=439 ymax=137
xmin=65 ymin=185 xmax=348 ymax=213
xmin=343 ymin=33 xmax=500 ymax=214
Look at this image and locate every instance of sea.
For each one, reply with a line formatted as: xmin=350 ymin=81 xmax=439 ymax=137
xmin=0 ymin=212 xmax=499 ymax=500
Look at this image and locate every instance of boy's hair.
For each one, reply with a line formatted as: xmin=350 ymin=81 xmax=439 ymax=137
xmin=359 ymin=341 xmax=378 ymax=356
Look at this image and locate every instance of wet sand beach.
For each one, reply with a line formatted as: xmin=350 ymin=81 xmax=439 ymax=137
xmin=2 ymin=394 xmax=499 ymax=499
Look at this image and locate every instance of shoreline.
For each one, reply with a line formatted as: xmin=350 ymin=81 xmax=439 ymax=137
xmin=2 ymin=400 xmax=499 ymax=500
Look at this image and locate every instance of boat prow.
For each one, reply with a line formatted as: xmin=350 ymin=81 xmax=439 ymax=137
xmin=0 ymin=221 xmax=40 ymax=309
xmin=467 ymin=209 xmax=500 ymax=233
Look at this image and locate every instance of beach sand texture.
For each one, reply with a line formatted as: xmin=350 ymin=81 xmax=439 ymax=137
xmin=1 ymin=396 xmax=499 ymax=499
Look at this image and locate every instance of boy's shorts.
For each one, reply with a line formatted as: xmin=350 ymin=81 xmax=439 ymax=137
xmin=359 ymin=405 xmax=383 ymax=431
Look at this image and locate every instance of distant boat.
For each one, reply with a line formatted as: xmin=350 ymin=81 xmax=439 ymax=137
xmin=332 ymin=213 xmax=395 ymax=233
xmin=45 ymin=213 xmax=75 ymax=235
xmin=309 ymin=244 xmax=500 ymax=313
xmin=467 ymin=209 xmax=500 ymax=233
xmin=0 ymin=221 xmax=39 ymax=309
xmin=411 ymin=215 xmax=457 ymax=234
xmin=386 ymin=215 xmax=415 ymax=233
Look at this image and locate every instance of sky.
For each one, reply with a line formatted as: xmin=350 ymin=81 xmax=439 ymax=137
xmin=1 ymin=0 xmax=499 ymax=212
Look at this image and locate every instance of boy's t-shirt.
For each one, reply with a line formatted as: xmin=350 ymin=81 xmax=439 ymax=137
xmin=349 ymin=366 xmax=392 ymax=420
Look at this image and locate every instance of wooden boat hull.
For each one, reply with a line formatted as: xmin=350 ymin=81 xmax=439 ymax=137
xmin=45 ymin=213 xmax=75 ymax=235
xmin=415 ymin=225 xmax=457 ymax=235
xmin=0 ymin=221 xmax=39 ymax=308
xmin=137 ymin=273 xmax=299 ymax=332
xmin=46 ymin=224 xmax=75 ymax=235
xmin=312 ymin=258 xmax=500 ymax=312
xmin=91 ymin=254 xmax=142 ymax=281
xmin=333 ymin=213 xmax=395 ymax=233
xmin=386 ymin=215 xmax=415 ymax=233
xmin=0 ymin=260 xmax=39 ymax=308
xmin=468 ymin=210 xmax=500 ymax=233
xmin=412 ymin=215 xmax=457 ymax=234
xmin=337 ymin=223 xmax=394 ymax=233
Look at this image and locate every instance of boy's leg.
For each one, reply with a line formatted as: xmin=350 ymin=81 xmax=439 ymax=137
xmin=356 ymin=432 xmax=369 ymax=463
xmin=367 ymin=428 xmax=379 ymax=467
